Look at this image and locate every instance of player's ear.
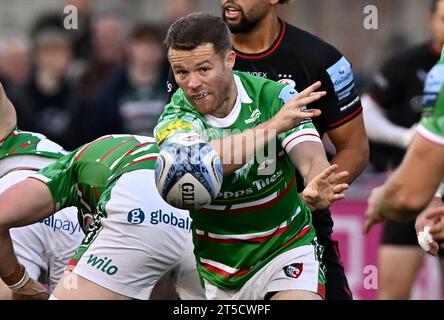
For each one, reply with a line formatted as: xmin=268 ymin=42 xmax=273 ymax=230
xmin=225 ymin=50 xmax=236 ymax=70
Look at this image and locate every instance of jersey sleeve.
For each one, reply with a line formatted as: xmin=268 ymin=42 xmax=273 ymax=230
xmin=322 ymin=53 xmax=362 ymax=129
xmin=0 ymin=126 xmax=17 ymax=147
xmin=366 ymin=55 xmax=405 ymax=110
xmin=276 ymin=85 xmax=322 ymax=154
xmin=418 ymin=64 xmax=444 ymax=145
xmin=154 ymin=94 xmax=206 ymax=146
xmin=30 ymin=151 xmax=79 ymax=211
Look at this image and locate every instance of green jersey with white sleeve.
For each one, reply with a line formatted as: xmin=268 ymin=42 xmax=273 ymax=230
xmin=418 ymin=51 xmax=444 ymax=143
xmin=155 ymin=71 xmax=323 ymax=289
xmin=32 ymin=134 xmax=159 ymax=214
xmin=0 ymin=128 xmax=67 ymax=178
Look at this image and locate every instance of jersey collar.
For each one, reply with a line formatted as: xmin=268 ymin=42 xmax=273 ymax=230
xmin=204 ymin=74 xmax=252 ymax=128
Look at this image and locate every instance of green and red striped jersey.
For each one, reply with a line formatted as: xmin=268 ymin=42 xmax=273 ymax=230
xmin=32 ymin=135 xmax=159 ymax=213
xmin=155 ymin=71 xmax=319 ymax=289
xmin=0 ymin=128 xmax=67 ymax=178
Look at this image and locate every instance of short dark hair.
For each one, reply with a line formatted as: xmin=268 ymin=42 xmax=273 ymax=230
xmin=164 ymin=13 xmax=231 ymax=56
xmin=431 ymin=0 xmax=444 ymax=13
xmin=129 ymin=23 xmax=162 ymax=44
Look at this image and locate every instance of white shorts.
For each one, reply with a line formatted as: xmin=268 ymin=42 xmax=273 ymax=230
xmin=203 ymin=244 xmax=325 ymax=300
xmin=0 ymin=170 xmax=83 ymax=291
xmin=70 ymin=170 xmax=204 ymax=300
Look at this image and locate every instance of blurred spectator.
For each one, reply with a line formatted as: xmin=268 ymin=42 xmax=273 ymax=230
xmin=75 ymin=11 xmax=127 ymax=100
xmin=165 ymin=0 xmax=197 ymax=23
xmin=0 ymin=38 xmax=30 ymax=87
xmin=92 ymin=12 xmax=126 ymax=66
xmin=91 ymin=23 xmax=165 ymax=137
xmin=160 ymin=0 xmax=198 ymax=90
xmin=30 ymin=11 xmax=64 ymax=38
xmin=65 ymin=0 xmax=93 ymax=60
xmin=0 ymin=37 xmax=36 ymax=131
xmin=23 ymin=28 xmax=80 ymax=149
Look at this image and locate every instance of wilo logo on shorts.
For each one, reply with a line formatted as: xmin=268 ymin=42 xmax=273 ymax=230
xmin=86 ymin=254 xmax=118 ymax=276
xmin=150 ymin=209 xmax=191 ymax=231
xmin=127 ymin=208 xmax=145 ymax=224
xmin=283 ymin=263 xmax=303 ymax=279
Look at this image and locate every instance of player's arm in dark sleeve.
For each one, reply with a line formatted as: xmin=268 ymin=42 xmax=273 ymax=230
xmin=362 ymin=56 xmax=414 ymax=148
xmin=321 ymin=53 xmax=368 ymax=184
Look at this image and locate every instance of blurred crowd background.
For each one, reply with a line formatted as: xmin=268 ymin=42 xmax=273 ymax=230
xmin=0 ymin=0 xmax=432 ymax=151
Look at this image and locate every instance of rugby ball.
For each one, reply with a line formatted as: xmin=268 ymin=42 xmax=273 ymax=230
xmin=155 ymin=138 xmax=223 ymax=209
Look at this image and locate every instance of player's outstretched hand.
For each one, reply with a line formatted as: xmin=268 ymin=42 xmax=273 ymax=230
xmin=415 ymin=205 xmax=443 ymax=256
xmin=417 ymin=205 xmax=444 ymax=250
xmin=11 ymin=278 xmax=49 ymax=300
xmin=302 ymin=164 xmax=349 ymax=210
xmin=270 ymin=81 xmax=325 ymax=134
xmin=363 ymin=185 xmax=387 ymax=234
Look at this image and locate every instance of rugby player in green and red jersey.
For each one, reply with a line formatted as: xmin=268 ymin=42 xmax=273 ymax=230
xmin=155 ymin=13 xmax=349 ymax=300
xmin=0 ymin=88 xmax=204 ymax=300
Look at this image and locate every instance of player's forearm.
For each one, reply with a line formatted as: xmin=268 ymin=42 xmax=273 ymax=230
xmin=330 ymin=145 xmax=368 ymax=184
xmin=303 ymin=154 xmax=330 ymax=187
xmin=382 ymin=136 xmax=444 ymax=220
xmin=328 ymin=113 xmax=369 ymax=184
xmin=209 ymin=121 xmax=278 ymax=175
xmin=0 ymin=230 xmax=20 ymax=278
xmin=379 ymin=173 xmax=429 ymax=221
xmin=289 ymin=141 xmax=329 ymax=186
xmin=0 ymin=179 xmax=55 ymax=279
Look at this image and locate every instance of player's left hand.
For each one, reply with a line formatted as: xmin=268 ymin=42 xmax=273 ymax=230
xmin=415 ymin=209 xmax=441 ymax=256
xmin=419 ymin=205 xmax=444 ymax=247
xmin=302 ymin=164 xmax=349 ymax=210
xmin=363 ymin=185 xmax=387 ymax=234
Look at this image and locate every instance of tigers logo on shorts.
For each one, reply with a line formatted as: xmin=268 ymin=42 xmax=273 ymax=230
xmin=283 ymin=263 xmax=303 ymax=279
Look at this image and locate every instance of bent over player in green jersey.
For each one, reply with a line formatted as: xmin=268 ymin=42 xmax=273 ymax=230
xmin=155 ymin=13 xmax=349 ymax=300
xmin=0 ymin=83 xmax=82 ymax=300
xmin=0 ymin=133 xmax=204 ymax=300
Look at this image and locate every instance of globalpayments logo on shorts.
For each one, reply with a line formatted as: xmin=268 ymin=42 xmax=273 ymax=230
xmin=127 ymin=208 xmax=145 ymax=224
xmin=150 ymin=209 xmax=191 ymax=231
xmin=39 ymin=215 xmax=82 ymax=235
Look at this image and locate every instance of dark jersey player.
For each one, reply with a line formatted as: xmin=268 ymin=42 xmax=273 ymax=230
xmin=361 ymin=0 xmax=444 ymax=300
xmin=165 ymin=0 xmax=368 ymax=300
xmin=220 ymin=0 xmax=369 ymax=300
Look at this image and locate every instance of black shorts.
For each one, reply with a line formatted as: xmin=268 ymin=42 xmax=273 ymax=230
xmin=312 ymin=209 xmax=353 ymax=300
xmin=381 ymin=219 xmax=444 ymax=258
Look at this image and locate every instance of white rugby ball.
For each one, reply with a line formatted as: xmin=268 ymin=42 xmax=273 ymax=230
xmin=155 ymin=139 xmax=223 ymax=209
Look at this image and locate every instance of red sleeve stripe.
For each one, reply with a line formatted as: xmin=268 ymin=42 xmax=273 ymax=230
xmin=75 ymin=135 xmax=111 ymax=161
xmin=327 ymin=105 xmax=362 ymax=129
xmin=283 ymin=133 xmax=320 ymax=151
xmin=99 ymin=139 xmax=133 ymax=161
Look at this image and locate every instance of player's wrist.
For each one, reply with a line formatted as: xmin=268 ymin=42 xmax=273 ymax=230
xmin=1 ymin=262 xmax=30 ymax=291
xmin=264 ymin=117 xmax=283 ymax=135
